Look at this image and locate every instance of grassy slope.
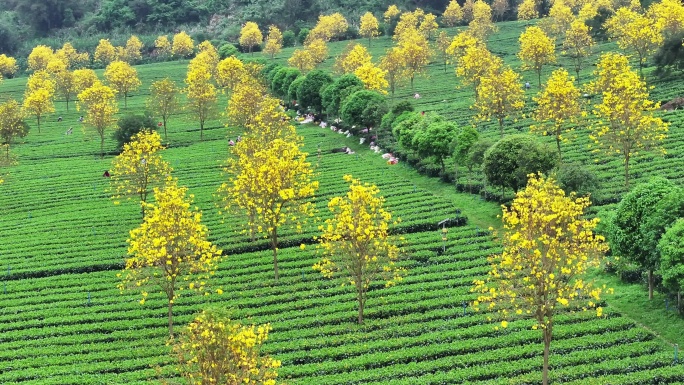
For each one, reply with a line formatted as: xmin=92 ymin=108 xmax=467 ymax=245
xmin=0 ymin=19 xmax=683 ymax=384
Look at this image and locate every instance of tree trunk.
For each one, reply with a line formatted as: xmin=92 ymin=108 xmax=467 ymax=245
xmin=66 ymin=97 xmax=70 ymax=112
xmin=271 ymin=230 xmax=279 ymax=280
xmin=537 ymin=69 xmax=542 ymax=88
xmin=499 ymin=117 xmax=504 ymax=138
xmin=575 ymin=66 xmax=581 ymax=86
xmin=410 ymin=75 xmax=414 ymax=90
xmin=168 ymin=296 xmax=174 ymax=338
xmin=542 ymin=326 xmax=552 ymax=385
xmin=368 ymin=37 xmax=371 ymax=48
xmin=624 ymin=152 xmax=630 ymax=190
xmin=124 ymin=92 xmax=128 ymax=108
xmin=556 ymin=134 xmax=562 ymax=163
xmin=200 ymin=120 xmax=204 ymax=141
xmin=5 ymin=144 xmax=9 ymax=160
xmin=357 ymin=283 xmax=365 ymax=324
xmin=162 ymin=116 xmax=168 ymax=140
xmin=648 ymin=269 xmax=653 ymax=300
xmin=37 ymin=115 xmax=41 ymax=133
xmin=100 ymin=134 xmax=105 ymax=158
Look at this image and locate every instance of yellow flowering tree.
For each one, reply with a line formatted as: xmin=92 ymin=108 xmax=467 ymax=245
xmin=122 ymin=35 xmax=144 ymax=64
xmin=518 ymin=26 xmax=556 ymax=87
xmin=314 ymin=175 xmax=405 ymax=324
xmin=147 ymin=78 xmax=179 ymax=140
xmin=225 ymin=77 xmax=268 ymax=129
xmin=355 ymin=63 xmax=388 ymax=94
xmin=110 ymin=130 xmax=172 ymax=218
xmin=216 ymin=56 xmax=246 ymax=90
xmin=172 ymin=309 xmax=281 ymax=385
xmin=0 ymin=99 xmax=28 ymax=160
xmin=384 ymin=5 xmax=401 ymax=24
xmin=119 ymin=182 xmax=222 ymax=337
xmin=338 ymin=44 xmax=372 ymax=74
xmin=50 ymin=63 xmax=77 ymax=111
xmin=288 ymin=49 xmax=316 ymax=73
xmin=155 ymin=35 xmax=172 ymax=58
xmin=23 ymin=70 xmax=56 ymax=133
xmin=545 ymin=0 xmax=574 ymax=37
xmin=436 ymin=31 xmax=451 ymax=73
xmin=456 ymin=44 xmax=503 ymax=98
xmin=77 ymin=81 xmax=118 ymax=157
xmin=73 ymin=69 xmax=99 ymax=94
xmin=397 ymin=28 xmax=431 ymax=89
xmin=379 ymin=47 xmax=407 ymax=99
xmin=220 ymin=139 xmax=318 ymax=280
xmin=473 ymin=173 xmax=608 ymax=385
xmin=172 ymin=31 xmax=195 ymax=59
xmin=56 ymin=42 xmax=89 ymax=69
xmin=648 ymin=0 xmax=684 ymax=37
xmin=360 ymin=12 xmax=380 ymax=47
xmin=307 ymin=13 xmax=348 ymax=43
xmin=27 ymin=45 xmax=54 ymax=72
xmin=605 ymin=7 xmax=663 ymax=77
xmin=104 ymin=61 xmax=141 ymax=108
xmin=563 ymin=19 xmax=595 ymax=84
xmin=306 ymin=38 xmax=328 ymax=64
xmin=94 ymin=39 xmax=117 ymax=66
xmin=443 ymin=0 xmax=464 ymax=26
xmin=264 ymin=25 xmax=283 ymax=59
xmin=184 ymin=64 xmax=217 ymax=140
xmin=240 ymin=21 xmax=264 ymax=55
xmin=589 ymin=53 xmax=668 ymax=188
xmin=393 ymin=11 xmax=420 ymax=41
xmin=469 ymin=0 xmax=497 ymax=42
xmin=0 ymin=54 xmax=18 ymax=78
xmin=474 ymin=65 xmax=525 ymax=137
xmin=532 ymin=68 xmax=582 ymax=161
xmin=419 ymin=13 xmax=439 ymax=40
xmin=517 ymin=0 xmax=539 ymax=20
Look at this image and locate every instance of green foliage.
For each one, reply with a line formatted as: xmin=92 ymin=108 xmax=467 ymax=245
xmin=391 ymin=101 xmax=414 ymax=116
xmin=288 ymin=76 xmax=304 ymax=104
xmin=658 ymin=219 xmax=684 ymax=295
xmin=586 ymin=7 xmax=613 ymax=41
xmin=340 ymin=90 xmax=388 ymax=134
xmin=392 ymin=112 xmax=424 ymax=149
xmin=412 ymin=120 xmax=459 ymax=172
xmin=654 ymin=32 xmax=684 ymax=75
xmin=609 ymin=177 xmax=675 ymax=296
xmin=218 ymin=43 xmax=239 ymax=59
xmin=262 ymin=62 xmax=283 ymax=84
xmin=466 ymin=138 xmax=494 ymax=175
xmin=297 ymin=28 xmax=310 ymax=45
xmin=296 ymin=69 xmax=333 ymax=114
xmin=113 ymin=114 xmax=157 ymax=151
xmin=555 ymin=162 xmax=600 ymax=198
xmin=453 ymin=126 xmax=479 ymax=170
xmin=282 ymin=30 xmax=296 ymax=47
xmin=94 ymin=0 xmax=208 ymax=32
xmin=271 ymin=67 xmax=301 ymax=98
xmin=641 ymin=188 xmax=684 ymax=271
xmin=482 ymin=134 xmax=557 ymax=193
xmin=321 ymin=74 xmax=364 ymax=118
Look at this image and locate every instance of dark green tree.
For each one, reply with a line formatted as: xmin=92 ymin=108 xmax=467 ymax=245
xmin=482 ymin=134 xmax=557 ymax=195
xmin=296 ymin=69 xmax=333 ymax=114
xmin=609 ymin=177 xmax=676 ymax=300
xmin=340 ymin=90 xmax=388 ymax=135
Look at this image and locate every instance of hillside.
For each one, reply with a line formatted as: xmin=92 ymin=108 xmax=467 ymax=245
xmin=1 ymin=18 xmax=684 ymax=384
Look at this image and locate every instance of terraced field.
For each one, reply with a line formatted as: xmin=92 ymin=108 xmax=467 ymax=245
xmin=1 ymin=19 xmax=684 ymax=384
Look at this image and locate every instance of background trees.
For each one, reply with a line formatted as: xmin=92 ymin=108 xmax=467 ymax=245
xmin=0 ymin=99 xmax=28 ymax=160
xmin=104 ymin=61 xmax=141 ymax=108
xmin=240 ymin=22 xmax=264 ymax=55
xmin=147 ymin=78 xmax=179 ymax=140
xmin=518 ymin=26 xmax=556 ymax=87
xmin=77 ymin=81 xmax=118 ymax=157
